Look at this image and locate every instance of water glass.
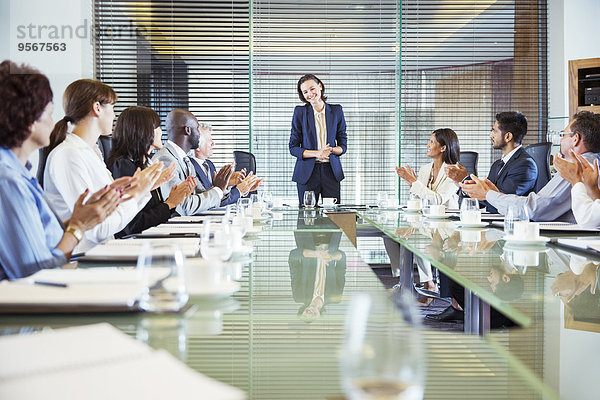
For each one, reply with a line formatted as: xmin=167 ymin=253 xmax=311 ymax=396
xmin=137 ymin=243 xmax=189 ymax=312
xmin=262 ymin=192 xmax=274 ymax=211
xmin=303 ymin=190 xmax=316 ymax=209
xmin=460 ymin=198 xmax=480 ymax=224
xmin=340 ymin=293 xmax=425 ymax=400
xmin=504 ymin=204 xmax=530 ymax=236
xmin=200 ymin=217 xmax=233 ymax=261
xmin=376 ymin=191 xmax=389 ymax=208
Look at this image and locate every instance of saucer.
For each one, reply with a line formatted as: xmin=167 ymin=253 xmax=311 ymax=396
xmin=503 ymin=235 xmax=550 ymax=246
xmin=423 ymin=213 xmax=449 ymax=219
xmin=404 ymin=207 xmax=421 ymax=213
xmin=454 ymin=221 xmax=488 ymax=228
xmin=187 ymin=280 xmax=241 ymax=299
xmin=244 ymin=225 xmax=262 ymax=235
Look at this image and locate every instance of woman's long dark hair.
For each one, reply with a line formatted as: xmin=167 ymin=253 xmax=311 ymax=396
xmin=106 ymin=106 xmax=160 ymax=169
xmin=433 ymin=128 xmax=460 ymax=164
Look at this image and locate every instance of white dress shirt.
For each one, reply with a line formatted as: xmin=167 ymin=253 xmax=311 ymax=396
xmin=410 ymin=162 xmax=459 ymax=208
xmin=44 ymin=133 xmax=150 ymax=252
xmin=571 ymin=182 xmax=600 ymax=228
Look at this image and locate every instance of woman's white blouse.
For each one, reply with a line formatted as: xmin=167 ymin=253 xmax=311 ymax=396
xmin=409 ymin=161 xmax=459 ymax=209
xmin=44 ymin=133 xmax=150 ymax=252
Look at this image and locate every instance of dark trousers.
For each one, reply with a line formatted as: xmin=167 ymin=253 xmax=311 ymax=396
xmin=296 ymin=162 xmax=341 ymax=205
xmin=448 ymin=279 xmax=517 ymax=329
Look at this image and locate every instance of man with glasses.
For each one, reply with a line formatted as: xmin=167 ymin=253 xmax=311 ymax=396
xmin=446 ymin=111 xmax=538 ymax=213
xmin=461 ymin=111 xmax=600 ymax=222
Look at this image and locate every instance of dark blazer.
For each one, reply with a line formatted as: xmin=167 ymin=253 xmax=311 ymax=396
xmin=289 ymin=103 xmax=347 ymax=185
xmin=484 ymin=146 xmax=538 ymax=213
xmin=107 ymin=158 xmax=174 ymax=238
xmin=189 ymin=158 xmax=241 ymax=207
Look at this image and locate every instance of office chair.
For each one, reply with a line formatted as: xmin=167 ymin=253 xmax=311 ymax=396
xmin=459 ymin=151 xmax=479 ymax=177
xmin=524 ymin=142 xmax=552 ymax=192
xmin=233 ymin=151 xmax=257 ymax=175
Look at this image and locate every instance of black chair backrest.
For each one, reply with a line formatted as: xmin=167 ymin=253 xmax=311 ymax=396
xmin=524 ymin=142 xmax=552 ymax=192
xmin=233 ymin=151 xmax=256 ymax=175
xmin=97 ymin=135 xmax=113 ymax=164
xmin=459 ymin=151 xmax=478 ymax=177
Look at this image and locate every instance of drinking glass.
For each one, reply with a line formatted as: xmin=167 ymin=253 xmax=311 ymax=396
xmin=376 ymin=191 xmax=389 ymax=208
xmin=237 ymin=198 xmax=252 ymax=213
xmin=421 ymin=194 xmax=438 ymax=215
xmin=341 ymin=293 xmax=425 ymax=400
xmin=504 ymin=204 xmax=530 ymax=236
xmin=460 ymin=198 xmax=480 ymax=224
xmin=137 ymin=243 xmax=189 ymax=312
xmin=262 ymin=192 xmax=274 ymax=211
xmin=200 ymin=217 xmax=233 ymax=262
xmin=303 ymin=190 xmax=316 ymax=209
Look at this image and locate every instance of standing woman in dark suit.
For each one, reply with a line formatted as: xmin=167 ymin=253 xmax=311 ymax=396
xmin=289 ymin=74 xmax=347 ymax=205
xmin=106 ymin=106 xmax=194 ymax=238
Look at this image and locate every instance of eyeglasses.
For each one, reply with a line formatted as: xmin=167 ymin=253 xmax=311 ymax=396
xmin=548 ymin=130 xmax=576 ymax=141
xmin=558 ymin=130 xmax=576 ymax=138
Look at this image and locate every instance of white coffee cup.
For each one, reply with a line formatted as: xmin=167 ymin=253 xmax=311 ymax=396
xmin=407 ymin=199 xmax=421 ymax=210
xmin=513 ymin=221 xmax=539 ymax=240
xmin=321 ymin=197 xmax=338 ymax=206
xmin=184 ymin=259 xmax=223 ymax=292
xmin=461 ymin=209 xmax=481 ymax=224
xmin=429 ymin=204 xmax=445 ymax=216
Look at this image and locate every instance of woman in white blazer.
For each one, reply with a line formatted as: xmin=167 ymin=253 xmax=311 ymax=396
xmin=395 ymin=128 xmax=461 ymax=298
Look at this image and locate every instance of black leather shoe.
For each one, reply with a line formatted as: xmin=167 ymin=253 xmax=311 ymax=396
xmin=425 ymin=306 xmax=464 ymax=322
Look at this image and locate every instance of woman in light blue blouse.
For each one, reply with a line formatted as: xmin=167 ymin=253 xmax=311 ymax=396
xmin=0 ymin=60 xmax=122 ymax=280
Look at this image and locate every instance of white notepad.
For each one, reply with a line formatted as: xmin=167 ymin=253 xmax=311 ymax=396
xmin=0 ymin=268 xmax=143 ymax=312
xmin=83 ymin=238 xmax=200 ymax=260
xmin=0 ymin=323 xmax=246 ymax=400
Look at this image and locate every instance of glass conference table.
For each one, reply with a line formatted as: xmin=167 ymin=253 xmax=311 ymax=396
xmin=0 ymin=209 xmax=561 ymax=399
xmin=357 ymin=208 xmax=600 ymax=400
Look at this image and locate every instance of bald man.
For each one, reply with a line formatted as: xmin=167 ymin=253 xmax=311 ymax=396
xmin=151 ymin=109 xmax=233 ymax=215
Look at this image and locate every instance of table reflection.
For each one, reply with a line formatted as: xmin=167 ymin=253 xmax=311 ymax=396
xmin=289 ymin=231 xmax=347 ymax=321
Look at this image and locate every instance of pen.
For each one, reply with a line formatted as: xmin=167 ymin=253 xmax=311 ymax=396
xmin=34 ymin=281 xmax=68 ymax=288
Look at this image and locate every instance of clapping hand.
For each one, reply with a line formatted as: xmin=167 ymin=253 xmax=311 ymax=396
xmin=151 ymin=161 xmax=177 ymax=191
xmin=573 ymin=152 xmax=600 ymax=200
xmin=395 ymin=164 xmax=418 ymax=185
xmin=445 ymin=163 xmax=469 ymax=183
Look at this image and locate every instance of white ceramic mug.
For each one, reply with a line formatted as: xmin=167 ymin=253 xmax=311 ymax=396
xmin=513 ymin=221 xmax=539 ymax=240
xmin=461 ymin=209 xmax=481 ymax=224
xmin=407 ymin=199 xmax=421 ymax=210
xmin=429 ymin=204 xmax=445 ymax=216
xmin=184 ymin=259 xmax=224 ymax=291
xmin=321 ymin=197 xmax=338 ymax=206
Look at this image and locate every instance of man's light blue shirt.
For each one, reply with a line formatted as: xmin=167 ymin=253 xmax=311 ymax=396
xmin=486 ymin=152 xmax=600 ymax=222
xmin=0 ymin=147 xmax=66 ymax=280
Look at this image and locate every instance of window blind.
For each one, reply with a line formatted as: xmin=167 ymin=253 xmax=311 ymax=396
xmin=94 ymin=0 xmax=250 ymax=167
xmin=400 ymin=0 xmax=548 ymax=202
xmin=251 ymin=0 xmax=400 ymax=204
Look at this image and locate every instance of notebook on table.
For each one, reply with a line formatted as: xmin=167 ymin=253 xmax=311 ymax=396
xmin=81 ymin=238 xmax=200 ymax=261
xmin=0 ymin=323 xmax=246 ymax=400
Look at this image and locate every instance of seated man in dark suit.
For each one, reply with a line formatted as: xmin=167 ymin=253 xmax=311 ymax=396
xmin=446 ymin=111 xmax=538 ymax=213
xmin=188 ymin=122 xmax=262 ymax=207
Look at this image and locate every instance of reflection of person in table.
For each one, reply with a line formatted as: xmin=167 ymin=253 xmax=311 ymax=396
xmin=426 ymin=235 xmax=523 ymax=328
xmin=289 ymin=231 xmax=347 ymax=321
xmin=552 ymin=258 xmax=600 ymax=326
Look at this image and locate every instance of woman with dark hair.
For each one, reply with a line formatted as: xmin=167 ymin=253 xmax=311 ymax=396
xmin=289 ymin=74 xmax=347 ymax=205
xmin=43 ymin=79 xmax=169 ymax=252
xmin=0 ymin=60 xmax=122 ymax=280
xmin=395 ymin=128 xmax=460 ymax=299
xmin=106 ymin=106 xmax=194 ymax=238
xmin=396 ymin=128 xmax=460 ymax=208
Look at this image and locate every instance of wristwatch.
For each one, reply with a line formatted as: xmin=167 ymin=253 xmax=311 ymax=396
xmin=65 ymin=225 xmax=83 ymax=243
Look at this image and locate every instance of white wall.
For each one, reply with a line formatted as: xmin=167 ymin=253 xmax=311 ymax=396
xmin=0 ymin=0 xmax=94 ymax=169
xmin=547 ymin=2 xmax=600 ymax=398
